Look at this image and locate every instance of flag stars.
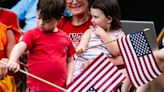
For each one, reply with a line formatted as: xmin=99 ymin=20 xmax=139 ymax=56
xmin=86 ymin=87 xmax=97 ymax=92
xmin=130 ymin=32 xmax=151 ymax=57
xmin=118 ymin=31 xmax=161 ymax=88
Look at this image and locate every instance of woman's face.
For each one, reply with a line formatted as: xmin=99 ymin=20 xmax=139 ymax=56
xmin=90 ymin=8 xmax=110 ymax=30
xmin=65 ymin=0 xmax=89 ymax=16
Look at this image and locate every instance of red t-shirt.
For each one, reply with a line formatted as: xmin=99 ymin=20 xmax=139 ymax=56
xmin=57 ymin=16 xmax=92 ymax=47
xmin=22 ymin=28 xmax=75 ymax=91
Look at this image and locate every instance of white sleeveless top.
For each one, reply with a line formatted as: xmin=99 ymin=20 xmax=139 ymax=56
xmin=76 ymin=31 xmax=110 ymax=62
xmin=73 ymin=28 xmax=123 ymax=78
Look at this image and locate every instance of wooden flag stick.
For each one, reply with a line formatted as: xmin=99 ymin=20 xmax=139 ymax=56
xmin=0 ymin=61 xmax=68 ymax=92
xmin=84 ymin=28 xmax=150 ymax=51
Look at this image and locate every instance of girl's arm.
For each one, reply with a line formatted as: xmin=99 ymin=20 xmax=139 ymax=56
xmin=108 ymin=31 xmax=125 ymax=65
xmin=76 ymin=29 xmax=92 ymax=53
xmin=66 ymin=56 xmax=75 ymax=85
xmin=94 ymin=26 xmax=125 ymax=65
xmin=7 ymin=41 xmax=27 ymax=73
xmin=94 ymin=26 xmax=121 ymax=57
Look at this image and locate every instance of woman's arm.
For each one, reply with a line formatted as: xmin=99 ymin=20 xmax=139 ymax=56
xmin=153 ymin=48 xmax=164 ymax=71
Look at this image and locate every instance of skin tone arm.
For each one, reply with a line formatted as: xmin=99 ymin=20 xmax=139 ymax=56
xmin=76 ymin=29 xmax=92 ymax=54
xmin=153 ymin=48 xmax=164 ymax=71
xmin=6 ymin=29 xmax=17 ymax=58
xmin=7 ymin=41 xmax=27 ymax=73
xmin=76 ymin=26 xmax=122 ymax=57
xmin=66 ymin=56 xmax=75 ymax=85
xmin=107 ymin=30 xmax=125 ymax=65
xmin=94 ymin=26 xmax=125 ymax=65
xmin=0 ymin=29 xmax=16 ymax=79
xmin=78 ymin=26 xmax=125 ymax=67
xmin=94 ymin=26 xmax=120 ymax=57
xmin=78 ymin=26 xmax=125 ymax=71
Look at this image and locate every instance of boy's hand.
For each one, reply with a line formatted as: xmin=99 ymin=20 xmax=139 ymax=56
xmin=7 ymin=60 xmax=20 ymax=73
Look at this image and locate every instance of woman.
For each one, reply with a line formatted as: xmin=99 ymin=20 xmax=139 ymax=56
xmin=57 ymin=0 xmax=92 ymax=47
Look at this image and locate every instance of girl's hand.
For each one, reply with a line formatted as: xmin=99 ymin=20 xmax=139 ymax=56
xmin=92 ymin=26 xmax=106 ymax=37
xmin=76 ymin=47 xmax=85 ymax=56
xmin=76 ymin=47 xmax=83 ymax=53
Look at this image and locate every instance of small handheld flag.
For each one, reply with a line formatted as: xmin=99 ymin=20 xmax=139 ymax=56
xmin=117 ymin=30 xmax=161 ymax=88
xmin=67 ymin=53 xmax=125 ymax=92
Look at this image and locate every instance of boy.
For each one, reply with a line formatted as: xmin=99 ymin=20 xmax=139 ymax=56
xmin=7 ymin=0 xmax=76 ymax=91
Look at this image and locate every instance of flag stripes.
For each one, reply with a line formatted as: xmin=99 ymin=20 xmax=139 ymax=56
xmin=117 ymin=31 xmax=161 ymax=88
xmin=67 ymin=53 xmax=125 ymax=92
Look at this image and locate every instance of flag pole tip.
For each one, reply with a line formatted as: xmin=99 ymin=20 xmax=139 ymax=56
xmin=143 ymin=28 xmax=150 ymax=32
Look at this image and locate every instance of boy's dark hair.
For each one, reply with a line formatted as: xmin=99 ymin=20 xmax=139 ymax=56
xmin=90 ymin=0 xmax=122 ymax=30
xmin=37 ymin=0 xmax=65 ymax=20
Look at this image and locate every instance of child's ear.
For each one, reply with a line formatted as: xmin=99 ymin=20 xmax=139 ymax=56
xmin=107 ymin=16 xmax=112 ymax=24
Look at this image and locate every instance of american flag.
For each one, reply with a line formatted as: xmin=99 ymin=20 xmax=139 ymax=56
xmin=117 ymin=31 xmax=162 ymax=88
xmin=67 ymin=53 xmax=126 ymax=92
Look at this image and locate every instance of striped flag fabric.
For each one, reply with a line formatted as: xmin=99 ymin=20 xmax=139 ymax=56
xmin=67 ymin=53 xmax=126 ymax=92
xmin=117 ymin=31 xmax=162 ymax=88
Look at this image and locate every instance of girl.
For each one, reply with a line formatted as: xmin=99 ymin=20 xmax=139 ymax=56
xmin=74 ymin=0 xmax=130 ymax=91
xmin=75 ymin=0 xmax=125 ymax=76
